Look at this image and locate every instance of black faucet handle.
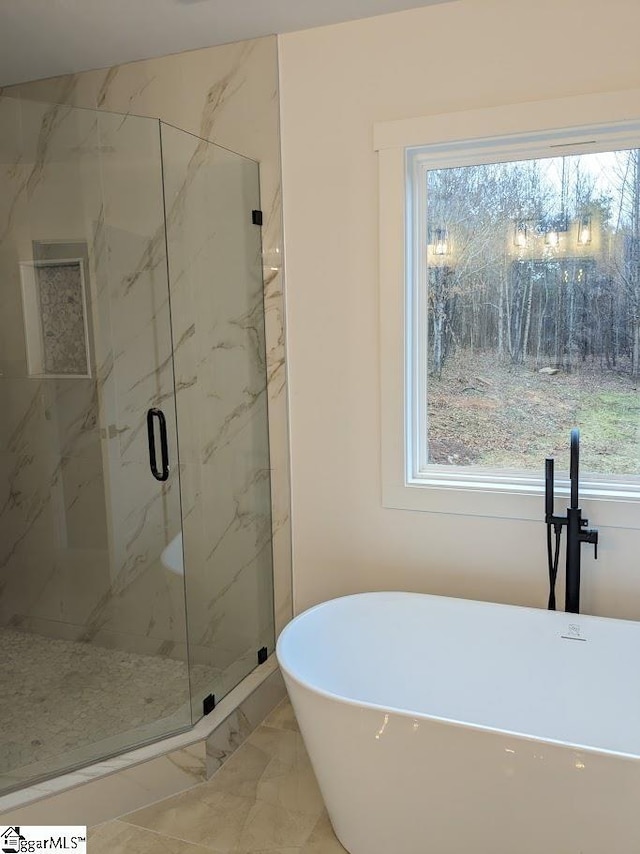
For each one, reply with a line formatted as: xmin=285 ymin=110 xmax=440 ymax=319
xmin=583 ymin=528 xmax=598 ymax=559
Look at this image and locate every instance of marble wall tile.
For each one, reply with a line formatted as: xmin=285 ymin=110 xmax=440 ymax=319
xmin=158 ymin=124 xmax=276 ymax=713
xmin=85 ymin=110 xmax=182 ymax=605
xmin=0 ymin=95 xmax=188 ymax=663
xmin=0 ymin=103 xmax=97 ymax=641
xmin=81 ymin=557 xmax=189 ymax=655
xmin=0 ymin=383 xmax=69 ymax=627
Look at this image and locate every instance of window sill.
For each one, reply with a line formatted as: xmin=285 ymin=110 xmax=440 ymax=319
xmin=383 ymin=475 xmax=640 ymax=530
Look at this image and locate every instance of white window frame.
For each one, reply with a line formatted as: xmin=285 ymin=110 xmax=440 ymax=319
xmin=376 ymin=88 xmax=640 ymax=529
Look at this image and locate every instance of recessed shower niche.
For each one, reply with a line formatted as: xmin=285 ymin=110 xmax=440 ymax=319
xmin=0 ymin=95 xmax=275 ymax=794
xmin=20 ymin=257 xmax=91 ymax=378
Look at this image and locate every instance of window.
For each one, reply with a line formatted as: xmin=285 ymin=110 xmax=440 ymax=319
xmin=413 ymin=144 xmax=640 ymax=477
xmin=376 ymin=90 xmax=640 ymax=525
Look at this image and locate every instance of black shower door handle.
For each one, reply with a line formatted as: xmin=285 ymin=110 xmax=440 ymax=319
xmin=147 ymin=408 xmax=170 ymax=482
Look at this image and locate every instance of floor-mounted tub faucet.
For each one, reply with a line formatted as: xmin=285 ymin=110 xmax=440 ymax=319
xmin=545 ymin=429 xmax=599 ymax=614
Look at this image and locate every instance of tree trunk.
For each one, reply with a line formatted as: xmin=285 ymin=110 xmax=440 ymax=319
xmin=431 ymin=267 xmax=448 ymax=378
xmin=522 ymin=275 xmax=533 ymax=364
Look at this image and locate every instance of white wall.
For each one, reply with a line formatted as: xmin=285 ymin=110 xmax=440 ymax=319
xmin=279 ymin=0 xmax=640 ymax=618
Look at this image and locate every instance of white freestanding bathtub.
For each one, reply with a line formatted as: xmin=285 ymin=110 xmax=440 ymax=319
xmin=276 ymin=592 xmax=640 ymax=854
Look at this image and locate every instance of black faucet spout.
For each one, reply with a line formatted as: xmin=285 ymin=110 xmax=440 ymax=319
xmin=544 ymin=428 xmax=599 ymax=614
xmin=570 ymin=427 xmax=580 ymax=510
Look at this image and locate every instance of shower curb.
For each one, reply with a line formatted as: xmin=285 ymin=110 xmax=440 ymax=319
xmin=0 ymin=657 xmax=284 ymax=827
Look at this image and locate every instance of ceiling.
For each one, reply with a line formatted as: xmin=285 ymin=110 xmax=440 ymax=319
xmin=0 ymin=0 xmax=452 ymax=87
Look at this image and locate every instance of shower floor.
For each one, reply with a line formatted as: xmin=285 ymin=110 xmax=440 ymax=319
xmin=0 ymin=628 xmax=218 ymax=789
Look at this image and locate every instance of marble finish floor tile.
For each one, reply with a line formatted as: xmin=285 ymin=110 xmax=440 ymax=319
xmin=110 ymin=699 xmax=347 ymax=853
xmin=89 ymin=820 xmax=222 ymax=853
xmin=300 ymin=813 xmax=349 ymax=854
xmin=206 ymin=726 xmax=323 ymax=817
xmin=125 ymin=780 xmax=320 ymax=851
xmin=0 ymin=627 xmax=218 ymax=780
xmin=263 ymin=698 xmax=299 ymax=732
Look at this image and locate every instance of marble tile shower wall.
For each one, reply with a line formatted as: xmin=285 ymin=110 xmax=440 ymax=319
xmin=0 ymin=97 xmax=188 ymax=658
xmin=83 ymin=109 xmax=188 ymax=657
xmin=0 ymin=100 xmax=112 ymax=644
xmin=1 ymin=36 xmax=292 ymax=676
xmin=161 ymin=127 xmax=275 ymax=687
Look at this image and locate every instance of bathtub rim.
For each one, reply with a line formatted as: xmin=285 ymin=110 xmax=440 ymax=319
xmin=277 ymin=591 xmax=640 ymax=763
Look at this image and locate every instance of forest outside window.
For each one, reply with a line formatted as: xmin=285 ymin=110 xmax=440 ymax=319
xmin=408 ymin=131 xmax=640 ymax=492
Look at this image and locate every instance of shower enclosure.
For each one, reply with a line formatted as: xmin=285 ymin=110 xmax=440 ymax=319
xmin=0 ymin=96 xmax=275 ymax=794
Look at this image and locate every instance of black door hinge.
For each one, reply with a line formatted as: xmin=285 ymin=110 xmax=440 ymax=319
xmin=251 ymin=209 xmax=263 ymax=226
xmin=203 ymin=693 xmax=216 ymax=716
xmin=257 ymin=646 xmax=268 ymax=665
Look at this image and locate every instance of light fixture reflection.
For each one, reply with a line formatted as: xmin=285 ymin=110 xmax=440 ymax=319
xmin=578 ymin=214 xmax=592 ymax=246
xmin=513 ymin=221 xmax=528 ymax=248
xmin=545 ymin=229 xmax=560 ymax=248
xmin=433 ymin=227 xmax=449 ymax=256
xmin=429 ymin=225 xmax=450 ymax=257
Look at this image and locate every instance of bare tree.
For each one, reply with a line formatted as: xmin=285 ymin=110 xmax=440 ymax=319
xmin=425 ymin=149 xmax=638 ymax=377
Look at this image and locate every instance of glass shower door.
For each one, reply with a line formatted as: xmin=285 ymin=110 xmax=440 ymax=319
xmin=0 ymin=97 xmax=192 ymax=793
xmin=160 ymin=123 xmax=276 ymax=718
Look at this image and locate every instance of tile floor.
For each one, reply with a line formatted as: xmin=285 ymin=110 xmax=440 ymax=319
xmin=88 ymin=698 xmax=347 ymax=853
